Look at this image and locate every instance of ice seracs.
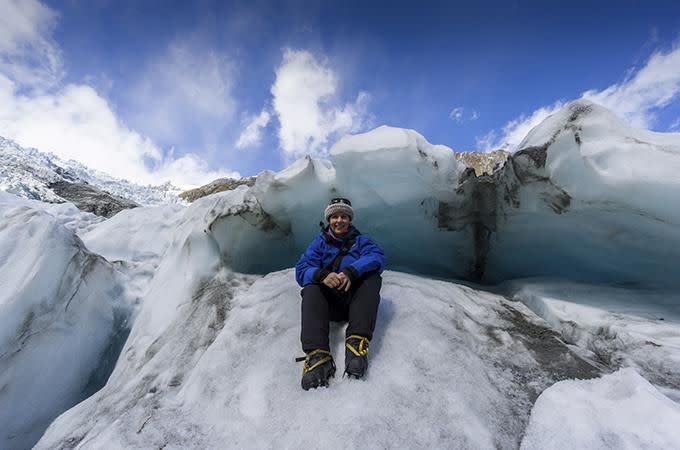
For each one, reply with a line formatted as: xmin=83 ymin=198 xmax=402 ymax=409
xmin=487 ymin=101 xmax=680 ymax=286
xmin=198 ymin=103 xmax=680 ymax=288
xmin=0 ymin=194 xmax=132 ymax=450
xmin=0 ymin=136 xmax=185 ymax=211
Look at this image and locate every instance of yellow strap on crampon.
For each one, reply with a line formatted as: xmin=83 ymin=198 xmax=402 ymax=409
xmin=303 ymin=349 xmax=333 ymax=374
xmin=345 ymin=335 xmax=369 ymax=357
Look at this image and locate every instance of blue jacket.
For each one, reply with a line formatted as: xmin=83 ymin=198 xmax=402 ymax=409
xmin=295 ymin=226 xmax=386 ymax=287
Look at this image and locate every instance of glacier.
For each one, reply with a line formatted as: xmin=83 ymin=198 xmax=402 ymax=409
xmin=35 ymin=269 xmax=601 ymax=449
xmin=0 ymin=194 xmax=133 ymax=449
xmin=0 ymin=137 xmax=185 ymax=209
xmin=196 ymin=101 xmax=680 ymax=288
xmin=0 ymin=100 xmax=679 ymax=449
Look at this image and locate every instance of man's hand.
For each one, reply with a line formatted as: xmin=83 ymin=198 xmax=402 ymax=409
xmin=322 ymin=272 xmax=343 ymax=289
xmin=322 ymin=272 xmax=352 ymax=292
xmin=337 ymin=272 xmax=352 ymax=292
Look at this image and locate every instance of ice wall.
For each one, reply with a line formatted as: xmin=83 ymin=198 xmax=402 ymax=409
xmin=486 ymin=102 xmax=680 ymax=286
xmin=0 ymin=194 xmax=131 ymax=450
xmin=201 ymin=102 xmax=680 ymax=288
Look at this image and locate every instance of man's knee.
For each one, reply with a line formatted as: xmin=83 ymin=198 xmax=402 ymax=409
xmin=363 ymin=271 xmax=382 ymax=282
xmin=351 ymin=274 xmax=381 ymax=304
xmin=301 ymin=284 xmax=322 ymax=297
xmin=302 ymin=284 xmax=333 ymax=304
xmin=358 ymin=271 xmax=382 ymax=291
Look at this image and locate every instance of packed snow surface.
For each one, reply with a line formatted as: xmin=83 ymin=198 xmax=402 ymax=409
xmin=36 ymin=270 xmax=598 ymax=449
xmin=521 ymin=368 xmax=680 ymax=450
xmin=506 ymin=278 xmax=680 ymax=393
xmin=1 ymin=101 xmax=679 ymax=449
xmin=34 ymin=266 xmax=680 ymax=449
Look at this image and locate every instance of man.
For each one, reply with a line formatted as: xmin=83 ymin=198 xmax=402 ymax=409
xmin=295 ymin=197 xmax=386 ymax=390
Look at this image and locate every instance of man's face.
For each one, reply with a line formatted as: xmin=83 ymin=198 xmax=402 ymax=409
xmin=329 ymin=213 xmax=351 ymax=235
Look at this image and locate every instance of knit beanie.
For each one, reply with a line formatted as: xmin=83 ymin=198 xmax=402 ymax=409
xmin=324 ymin=198 xmax=354 ymax=222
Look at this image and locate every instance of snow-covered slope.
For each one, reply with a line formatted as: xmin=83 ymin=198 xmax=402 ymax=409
xmin=79 ymin=202 xmax=187 ymax=302
xmin=521 ymin=368 xmax=680 ymax=449
xmin=0 ymin=194 xmax=133 ymax=450
xmin=1 ymin=100 xmax=680 ymax=449
xmin=36 ymin=269 xmax=602 ymax=449
xmin=34 ymin=263 xmax=680 ymax=449
xmin=0 ymin=136 xmax=184 ymax=207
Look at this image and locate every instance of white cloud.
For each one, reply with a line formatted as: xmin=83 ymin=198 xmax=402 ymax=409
xmin=271 ymin=48 xmax=370 ymax=159
xmin=476 ymin=101 xmax=565 ymax=151
xmin=449 ymin=107 xmax=463 ymax=122
xmin=0 ymin=2 xmax=237 ymax=189
xmin=236 ymin=109 xmax=271 ymax=149
xmin=478 ymin=45 xmax=680 ymax=151
xmin=449 ymin=107 xmax=479 ymax=123
xmin=0 ymin=0 xmax=62 ymax=89
xmin=129 ymin=37 xmax=237 ymax=148
xmin=583 ymin=45 xmax=680 ymax=129
xmin=150 ymin=150 xmax=240 ymax=188
xmin=0 ymin=75 xmax=236 ymax=188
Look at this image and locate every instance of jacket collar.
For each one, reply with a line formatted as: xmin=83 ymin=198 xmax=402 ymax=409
xmin=322 ymin=225 xmax=360 ymax=245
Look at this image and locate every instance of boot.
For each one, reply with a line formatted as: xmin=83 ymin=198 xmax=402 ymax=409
xmin=300 ymin=349 xmax=336 ymax=390
xmin=345 ymin=335 xmax=369 ymax=379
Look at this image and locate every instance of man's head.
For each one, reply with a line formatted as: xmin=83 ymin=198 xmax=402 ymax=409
xmin=324 ymin=197 xmax=353 ymax=235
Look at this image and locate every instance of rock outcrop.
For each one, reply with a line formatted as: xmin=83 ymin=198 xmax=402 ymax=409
xmin=49 ymin=181 xmax=139 ymax=218
xmin=455 ymin=149 xmax=510 ymax=176
xmin=179 ymin=176 xmax=256 ymax=202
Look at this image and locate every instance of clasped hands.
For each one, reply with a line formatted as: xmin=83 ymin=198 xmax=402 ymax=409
xmin=322 ymin=272 xmax=352 ymax=292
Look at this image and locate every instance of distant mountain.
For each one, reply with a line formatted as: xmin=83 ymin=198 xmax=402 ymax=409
xmin=0 ymin=137 xmax=185 ymax=216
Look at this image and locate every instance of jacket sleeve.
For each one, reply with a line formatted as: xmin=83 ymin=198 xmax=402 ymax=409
xmin=343 ymin=236 xmax=386 ymax=282
xmin=295 ymin=236 xmax=329 ymax=287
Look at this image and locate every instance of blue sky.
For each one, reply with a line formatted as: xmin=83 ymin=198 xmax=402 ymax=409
xmin=1 ymin=0 xmax=680 ymax=187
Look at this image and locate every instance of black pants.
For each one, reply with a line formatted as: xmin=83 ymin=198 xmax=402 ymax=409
xmin=300 ymin=272 xmax=382 ymax=352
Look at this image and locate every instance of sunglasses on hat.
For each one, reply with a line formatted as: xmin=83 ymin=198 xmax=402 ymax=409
xmin=330 ymin=197 xmax=352 ymax=206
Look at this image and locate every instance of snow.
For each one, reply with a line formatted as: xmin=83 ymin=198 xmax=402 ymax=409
xmin=505 ymin=278 xmax=680 ymax=399
xmin=0 ymin=195 xmax=133 ymax=450
xmin=552 ymin=107 xmax=680 ymax=225
xmin=81 ymin=203 xmax=185 ymax=265
xmin=520 ymin=103 xmax=680 ymax=225
xmin=0 ymin=101 xmax=679 ymax=449
xmin=0 ymin=192 xmax=104 ymax=234
xmin=0 ymin=136 xmax=185 ymax=207
xmin=487 ymin=101 xmax=680 ymax=287
xmin=37 ymin=270 xmax=594 ymax=449
xmin=80 ymin=203 xmax=187 ymax=302
xmin=521 ymin=368 xmax=680 ymax=450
